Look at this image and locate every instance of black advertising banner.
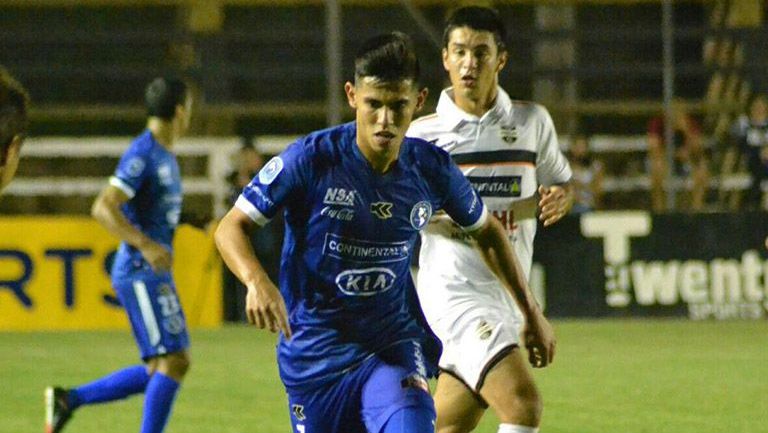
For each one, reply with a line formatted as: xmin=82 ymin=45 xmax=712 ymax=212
xmin=533 ymin=212 xmax=768 ymax=320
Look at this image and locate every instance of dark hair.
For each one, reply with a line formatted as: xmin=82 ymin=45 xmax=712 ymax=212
xmin=443 ymin=6 xmax=507 ymax=52
xmin=354 ymin=32 xmax=420 ymax=85
xmin=144 ymin=77 xmax=189 ymax=120
xmin=0 ymin=66 xmax=30 ymax=162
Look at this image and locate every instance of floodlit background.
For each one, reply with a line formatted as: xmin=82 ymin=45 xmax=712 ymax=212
xmin=1 ymin=1 xmax=767 ymax=432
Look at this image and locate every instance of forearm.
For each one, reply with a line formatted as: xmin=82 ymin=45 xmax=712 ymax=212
xmin=92 ymin=197 xmax=153 ymax=249
xmin=214 ymin=213 xmax=271 ymax=289
xmin=473 ymin=218 xmax=542 ymax=320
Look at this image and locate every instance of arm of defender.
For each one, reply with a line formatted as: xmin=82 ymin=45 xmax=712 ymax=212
xmin=468 ymin=217 xmax=556 ymax=367
xmin=91 ymin=184 xmax=171 ymax=272
xmin=214 ymin=207 xmax=291 ymax=339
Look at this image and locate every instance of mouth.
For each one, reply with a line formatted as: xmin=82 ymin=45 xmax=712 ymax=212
xmin=373 ymin=131 xmax=396 ymax=147
xmin=460 ymin=75 xmax=477 ymax=88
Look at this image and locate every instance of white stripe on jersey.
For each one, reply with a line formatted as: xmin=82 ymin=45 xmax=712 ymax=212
xmin=133 ymin=280 xmax=162 ymax=346
xmin=109 ymin=176 xmax=136 ymax=198
xmin=235 ymin=195 xmax=270 ymax=226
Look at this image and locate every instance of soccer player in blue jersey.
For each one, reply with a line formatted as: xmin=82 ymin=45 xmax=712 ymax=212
xmin=45 ymin=77 xmax=193 ymax=433
xmin=0 ymin=66 xmax=29 ymax=195
xmin=214 ymin=32 xmax=554 ymax=433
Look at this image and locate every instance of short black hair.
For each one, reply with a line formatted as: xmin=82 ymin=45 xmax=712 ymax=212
xmin=354 ymin=32 xmax=420 ymax=86
xmin=144 ymin=77 xmax=189 ymax=120
xmin=443 ymin=6 xmax=507 ymax=52
xmin=0 ymin=66 xmax=30 ymax=162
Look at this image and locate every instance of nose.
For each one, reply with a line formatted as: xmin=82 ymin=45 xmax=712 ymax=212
xmin=461 ymin=52 xmax=479 ymax=71
xmin=377 ymin=107 xmax=393 ymax=127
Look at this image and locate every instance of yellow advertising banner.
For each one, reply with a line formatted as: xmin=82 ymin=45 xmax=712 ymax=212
xmin=0 ymin=217 xmax=221 ymax=330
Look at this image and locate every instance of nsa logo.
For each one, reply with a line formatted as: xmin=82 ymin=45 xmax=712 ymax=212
xmin=292 ymin=404 xmax=306 ymax=421
xmin=370 ymin=202 xmax=393 ymax=219
xmin=410 ymin=201 xmax=432 ymax=230
xmin=500 ymin=126 xmax=518 ymax=144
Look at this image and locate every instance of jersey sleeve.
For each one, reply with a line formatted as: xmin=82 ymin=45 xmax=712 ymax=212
xmin=430 ymin=147 xmax=488 ymax=231
xmin=110 ymin=143 xmax=151 ymax=199
xmin=235 ymin=139 xmax=309 ymax=226
xmin=535 ymin=105 xmax=572 ymax=186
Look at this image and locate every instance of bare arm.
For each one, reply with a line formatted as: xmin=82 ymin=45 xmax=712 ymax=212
xmin=469 ymin=216 xmax=556 ymax=367
xmin=91 ymin=184 xmax=171 ymax=272
xmin=214 ymin=207 xmax=291 ymax=339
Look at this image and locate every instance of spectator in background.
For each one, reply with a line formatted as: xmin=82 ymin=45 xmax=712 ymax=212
xmin=568 ymin=135 xmax=604 ymax=213
xmin=731 ymin=93 xmax=768 ymax=209
xmin=222 ymin=142 xmax=281 ymax=322
xmin=0 ymin=66 xmax=30 ymax=195
xmin=647 ymin=100 xmax=709 ymax=212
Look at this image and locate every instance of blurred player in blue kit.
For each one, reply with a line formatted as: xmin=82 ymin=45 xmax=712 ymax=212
xmin=214 ymin=32 xmax=553 ymax=433
xmin=0 ymin=66 xmax=30 ymax=195
xmin=45 ymin=77 xmax=193 ymax=433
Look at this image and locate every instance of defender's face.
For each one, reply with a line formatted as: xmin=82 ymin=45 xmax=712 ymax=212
xmin=443 ymin=27 xmax=506 ymax=102
xmin=345 ymin=78 xmax=426 ymax=158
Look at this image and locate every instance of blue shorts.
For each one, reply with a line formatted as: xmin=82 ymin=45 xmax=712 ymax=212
xmin=286 ymin=341 xmax=436 ymax=433
xmin=114 ymin=271 xmax=190 ymax=360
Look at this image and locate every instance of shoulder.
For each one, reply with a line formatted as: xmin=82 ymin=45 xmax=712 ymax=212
xmin=286 ymin=123 xmax=351 ymax=166
xmin=126 ymin=131 xmax=155 ymax=157
xmin=407 ymin=113 xmax=449 ymax=140
xmin=509 ymin=99 xmax=552 ymax=124
xmin=404 ymin=136 xmax=452 ymax=170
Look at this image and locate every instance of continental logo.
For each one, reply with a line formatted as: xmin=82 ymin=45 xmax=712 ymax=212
xmin=467 ymin=176 xmax=522 ymax=198
xmin=323 ymin=234 xmax=409 ymax=263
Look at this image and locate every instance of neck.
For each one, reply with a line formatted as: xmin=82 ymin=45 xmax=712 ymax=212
xmin=454 ymin=85 xmax=498 ymax=118
xmin=147 ymin=118 xmax=176 ymax=149
xmin=357 ymin=140 xmax=398 ymax=175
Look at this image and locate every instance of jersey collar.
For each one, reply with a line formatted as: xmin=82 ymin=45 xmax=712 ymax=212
xmin=436 ymin=86 xmax=513 ymax=131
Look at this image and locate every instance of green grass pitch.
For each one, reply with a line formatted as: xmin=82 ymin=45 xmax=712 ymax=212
xmin=2 ymin=320 xmax=766 ymax=433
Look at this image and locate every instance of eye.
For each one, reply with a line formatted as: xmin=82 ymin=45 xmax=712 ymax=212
xmin=368 ymin=100 xmax=383 ymax=109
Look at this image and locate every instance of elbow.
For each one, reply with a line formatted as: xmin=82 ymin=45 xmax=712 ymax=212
xmin=90 ymin=198 xmax=105 ymax=222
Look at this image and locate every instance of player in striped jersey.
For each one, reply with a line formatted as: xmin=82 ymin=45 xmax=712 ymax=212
xmin=407 ymin=7 xmax=571 ymax=433
xmin=45 ymin=77 xmax=193 ymax=433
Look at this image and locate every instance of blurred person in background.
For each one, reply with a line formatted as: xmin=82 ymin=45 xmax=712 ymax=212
xmin=567 ymin=135 xmax=604 ymax=213
xmin=407 ymin=6 xmax=565 ymax=433
xmin=647 ymin=100 xmax=709 ymax=212
xmin=222 ymin=141 xmax=281 ymax=322
xmin=0 ymin=66 xmax=30 ymax=195
xmin=215 ymin=32 xmax=552 ymax=433
xmin=731 ymin=93 xmax=768 ymax=209
xmin=46 ymin=77 xmax=193 ymax=433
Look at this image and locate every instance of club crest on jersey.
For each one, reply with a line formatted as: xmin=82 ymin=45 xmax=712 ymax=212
xmin=500 ymin=126 xmax=518 ymax=144
xmin=370 ymin=202 xmax=393 ymax=219
xmin=410 ymin=201 xmax=432 ymax=230
xmin=323 ymin=187 xmax=356 ymax=206
xmin=158 ymin=164 xmax=174 ymax=186
xmin=258 ymin=156 xmax=284 ymax=185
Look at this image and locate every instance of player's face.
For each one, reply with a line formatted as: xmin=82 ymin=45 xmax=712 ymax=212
xmin=0 ymin=136 xmax=22 ymax=194
xmin=443 ymin=27 xmax=506 ymax=103
xmin=345 ymin=77 xmax=427 ymax=159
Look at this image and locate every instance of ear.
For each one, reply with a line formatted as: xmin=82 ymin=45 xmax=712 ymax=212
xmin=344 ymin=81 xmax=358 ymax=109
xmin=416 ymin=87 xmax=429 ymax=112
xmin=442 ymin=48 xmax=450 ymax=72
xmin=496 ymin=49 xmax=508 ymax=74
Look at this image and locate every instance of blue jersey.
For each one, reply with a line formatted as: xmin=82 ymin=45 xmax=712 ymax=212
xmin=235 ymin=122 xmax=487 ymax=388
xmin=109 ymin=129 xmax=183 ymax=279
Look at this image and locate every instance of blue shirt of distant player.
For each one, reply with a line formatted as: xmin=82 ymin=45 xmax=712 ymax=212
xmin=235 ymin=122 xmax=487 ymax=389
xmin=109 ymin=129 xmax=182 ymax=279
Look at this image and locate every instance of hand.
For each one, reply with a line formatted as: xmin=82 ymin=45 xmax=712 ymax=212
xmin=538 ymin=185 xmax=570 ymax=227
xmin=139 ymin=241 xmax=172 ymax=272
xmin=522 ymin=312 xmax=556 ymax=368
xmin=245 ymin=282 xmax=292 ymax=340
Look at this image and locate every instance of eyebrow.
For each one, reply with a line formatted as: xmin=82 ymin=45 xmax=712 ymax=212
xmin=449 ymin=42 xmax=491 ymax=50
